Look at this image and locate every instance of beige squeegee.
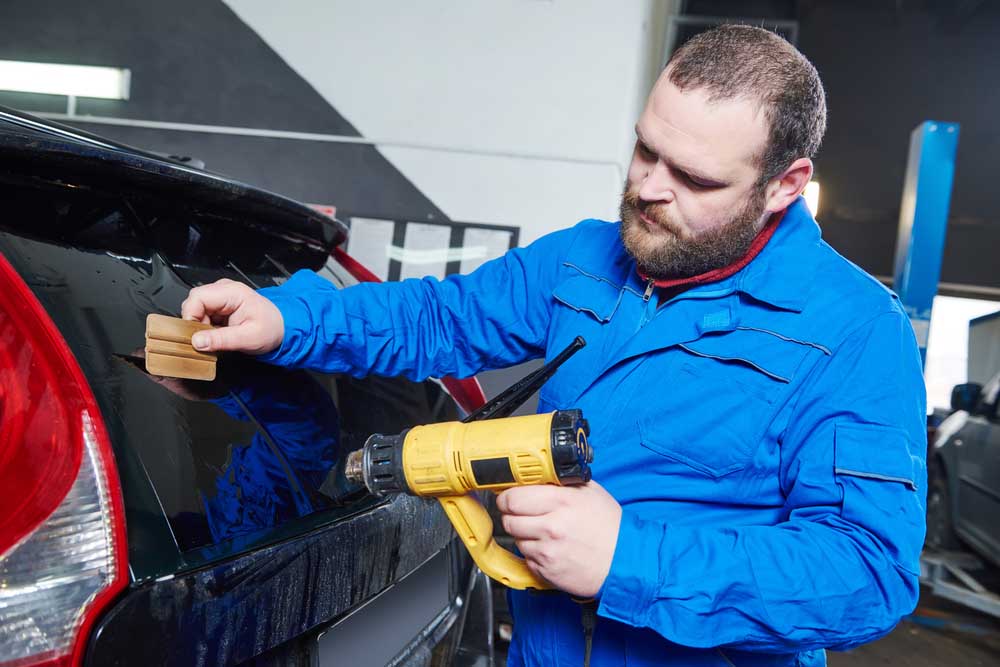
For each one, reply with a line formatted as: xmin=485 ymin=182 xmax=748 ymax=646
xmin=145 ymin=314 xmax=217 ymax=381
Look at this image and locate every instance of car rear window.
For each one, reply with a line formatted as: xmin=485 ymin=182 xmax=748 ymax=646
xmin=0 ymin=168 xmax=459 ymax=580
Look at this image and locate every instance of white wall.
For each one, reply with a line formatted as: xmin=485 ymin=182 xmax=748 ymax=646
xmin=224 ymin=0 xmax=674 ymax=244
xmin=968 ymin=311 xmax=1000 ymax=386
xmin=924 ymin=296 xmax=1000 ymax=411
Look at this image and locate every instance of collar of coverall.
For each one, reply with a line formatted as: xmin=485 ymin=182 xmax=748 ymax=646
xmin=636 ymin=205 xmax=787 ymax=289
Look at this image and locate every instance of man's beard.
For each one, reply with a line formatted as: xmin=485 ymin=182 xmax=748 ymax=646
xmin=618 ymin=185 xmax=769 ymax=280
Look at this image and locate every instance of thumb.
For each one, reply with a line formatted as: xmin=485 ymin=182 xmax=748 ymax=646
xmin=192 ymin=325 xmax=250 ymax=353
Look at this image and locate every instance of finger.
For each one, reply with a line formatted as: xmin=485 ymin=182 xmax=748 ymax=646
xmin=501 ymin=513 xmax=549 ymax=540
xmin=180 ymin=296 xmax=203 ymax=322
xmin=514 ymin=538 xmax=540 ymax=560
xmin=515 ymin=539 xmax=554 ymax=570
xmin=181 ymin=302 xmax=212 ymax=325
xmin=582 ymin=479 xmax=611 ymax=496
xmin=181 ymin=281 xmax=245 ymax=322
xmin=524 ymin=559 xmax=549 ymax=583
xmin=496 ymin=485 xmax=568 ymax=516
xmin=191 ymin=322 xmax=255 ymax=352
xmin=512 ymin=542 xmax=544 ymax=574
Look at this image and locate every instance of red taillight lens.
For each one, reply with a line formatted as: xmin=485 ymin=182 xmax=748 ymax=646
xmin=330 ymin=246 xmax=487 ymax=413
xmin=0 ymin=275 xmax=82 ymax=557
xmin=0 ymin=251 xmax=128 ymax=667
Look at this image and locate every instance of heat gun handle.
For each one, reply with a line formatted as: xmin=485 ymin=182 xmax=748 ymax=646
xmin=437 ymin=494 xmax=552 ymax=591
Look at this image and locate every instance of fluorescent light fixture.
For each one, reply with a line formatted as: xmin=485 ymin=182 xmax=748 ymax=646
xmin=804 ymin=180 xmax=820 ymax=217
xmin=0 ymin=60 xmax=130 ymax=100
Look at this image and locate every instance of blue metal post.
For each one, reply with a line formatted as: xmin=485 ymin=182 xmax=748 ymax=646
xmin=893 ymin=121 xmax=960 ymax=366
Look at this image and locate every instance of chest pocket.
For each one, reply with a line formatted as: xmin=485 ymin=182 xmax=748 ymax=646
xmin=677 ymin=327 xmax=815 ymax=400
xmin=551 ymin=270 xmax=624 ymax=323
xmin=639 ymin=328 xmax=816 ymax=478
xmin=543 ymin=268 xmax=627 ymax=406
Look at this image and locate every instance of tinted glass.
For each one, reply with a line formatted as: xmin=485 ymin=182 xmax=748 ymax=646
xmin=0 ymin=168 xmax=458 ymax=579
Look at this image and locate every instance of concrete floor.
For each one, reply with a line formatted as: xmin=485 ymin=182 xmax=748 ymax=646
xmin=828 ymin=589 xmax=1000 ymax=666
xmin=494 ymin=586 xmax=1000 ymax=665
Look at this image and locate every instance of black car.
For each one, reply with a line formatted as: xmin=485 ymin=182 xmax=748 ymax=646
xmin=927 ymin=371 xmax=1000 ymax=568
xmin=0 ymin=106 xmax=494 ymax=667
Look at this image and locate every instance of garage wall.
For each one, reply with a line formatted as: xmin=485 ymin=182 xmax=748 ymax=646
xmin=224 ymin=0 xmax=675 ymax=244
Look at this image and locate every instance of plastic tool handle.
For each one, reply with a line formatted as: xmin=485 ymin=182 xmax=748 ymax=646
xmin=438 ymin=494 xmax=551 ymax=590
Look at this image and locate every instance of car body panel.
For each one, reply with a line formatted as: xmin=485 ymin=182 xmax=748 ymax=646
xmin=933 ymin=371 xmax=1000 ymax=567
xmin=83 ymin=496 xmax=457 ymax=666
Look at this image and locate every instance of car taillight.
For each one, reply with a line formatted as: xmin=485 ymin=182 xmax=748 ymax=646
xmin=0 ymin=251 xmax=127 ymax=667
xmin=330 ymin=246 xmax=487 ymax=413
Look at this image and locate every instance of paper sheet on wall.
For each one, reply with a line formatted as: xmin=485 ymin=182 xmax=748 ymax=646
xmin=398 ymin=223 xmax=452 ymax=280
xmin=459 ymin=228 xmax=513 ymax=274
xmin=346 ymin=217 xmax=395 ymax=281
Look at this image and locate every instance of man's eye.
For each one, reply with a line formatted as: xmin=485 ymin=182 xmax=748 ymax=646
xmin=684 ymin=173 xmax=716 ymax=189
xmin=638 ymin=143 xmax=655 ymax=157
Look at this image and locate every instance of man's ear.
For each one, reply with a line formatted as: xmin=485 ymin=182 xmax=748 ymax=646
xmin=763 ymin=158 xmax=813 ymax=213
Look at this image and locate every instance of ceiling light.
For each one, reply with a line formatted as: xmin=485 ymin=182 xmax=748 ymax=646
xmin=0 ymin=60 xmax=130 ymax=100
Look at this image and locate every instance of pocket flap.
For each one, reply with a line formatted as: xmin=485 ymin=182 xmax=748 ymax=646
xmin=680 ymin=327 xmax=811 ymax=384
xmin=834 ymin=423 xmax=918 ymax=490
xmin=552 ymin=273 xmax=623 ymax=323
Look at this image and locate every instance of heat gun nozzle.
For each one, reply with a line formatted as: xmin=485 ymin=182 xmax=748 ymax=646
xmin=344 ymin=449 xmax=365 ymax=486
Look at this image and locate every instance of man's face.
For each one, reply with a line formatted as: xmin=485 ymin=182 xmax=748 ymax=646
xmin=620 ymin=75 xmax=772 ymax=279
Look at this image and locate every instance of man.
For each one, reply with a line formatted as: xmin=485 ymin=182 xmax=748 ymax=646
xmin=182 ymin=26 xmax=926 ymax=667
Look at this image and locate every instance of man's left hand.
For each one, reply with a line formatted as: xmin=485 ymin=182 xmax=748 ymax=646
xmin=496 ymin=481 xmax=622 ymax=598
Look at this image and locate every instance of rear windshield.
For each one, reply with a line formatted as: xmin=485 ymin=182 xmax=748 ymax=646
xmin=0 ymin=167 xmax=459 ymax=580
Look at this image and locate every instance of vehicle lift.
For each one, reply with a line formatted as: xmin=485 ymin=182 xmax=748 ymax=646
xmin=918 ymin=550 xmax=1000 ymax=621
xmin=895 ymin=122 xmax=1000 ymax=626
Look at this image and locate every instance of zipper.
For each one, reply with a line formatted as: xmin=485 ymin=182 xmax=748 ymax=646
xmin=637 ymin=279 xmax=656 ymax=331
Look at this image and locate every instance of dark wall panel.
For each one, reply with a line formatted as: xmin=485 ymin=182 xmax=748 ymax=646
xmin=798 ymin=1 xmax=1000 ymax=290
xmin=678 ymin=0 xmax=1000 ymax=294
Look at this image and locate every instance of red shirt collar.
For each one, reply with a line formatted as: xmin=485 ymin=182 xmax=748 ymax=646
xmin=637 ymin=207 xmax=786 ymax=289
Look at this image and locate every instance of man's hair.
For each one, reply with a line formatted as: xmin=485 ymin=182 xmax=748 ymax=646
xmin=666 ymin=24 xmax=827 ymax=184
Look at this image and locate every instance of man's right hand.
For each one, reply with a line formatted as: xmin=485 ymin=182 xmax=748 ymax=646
xmin=181 ymin=278 xmax=285 ymax=355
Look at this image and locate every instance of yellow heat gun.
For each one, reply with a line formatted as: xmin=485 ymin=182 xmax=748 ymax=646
xmin=344 ymin=337 xmax=592 ymax=590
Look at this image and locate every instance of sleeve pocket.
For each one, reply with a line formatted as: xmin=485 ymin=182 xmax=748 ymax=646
xmin=834 ymin=423 xmax=925 ymax=574
xmin=834 ymin=423 xmax=918 ymax=490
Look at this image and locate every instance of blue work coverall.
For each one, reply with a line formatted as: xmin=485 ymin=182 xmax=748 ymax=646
xmin=258 ymin=196 xmax=927 ymax=666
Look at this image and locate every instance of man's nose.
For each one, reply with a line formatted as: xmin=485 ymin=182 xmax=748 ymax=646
xmin=637 ymin=160 xmax=675 ymax=203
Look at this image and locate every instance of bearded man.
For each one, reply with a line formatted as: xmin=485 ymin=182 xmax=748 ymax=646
xmin=181 ymin=25 xmax=926 ymax=667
